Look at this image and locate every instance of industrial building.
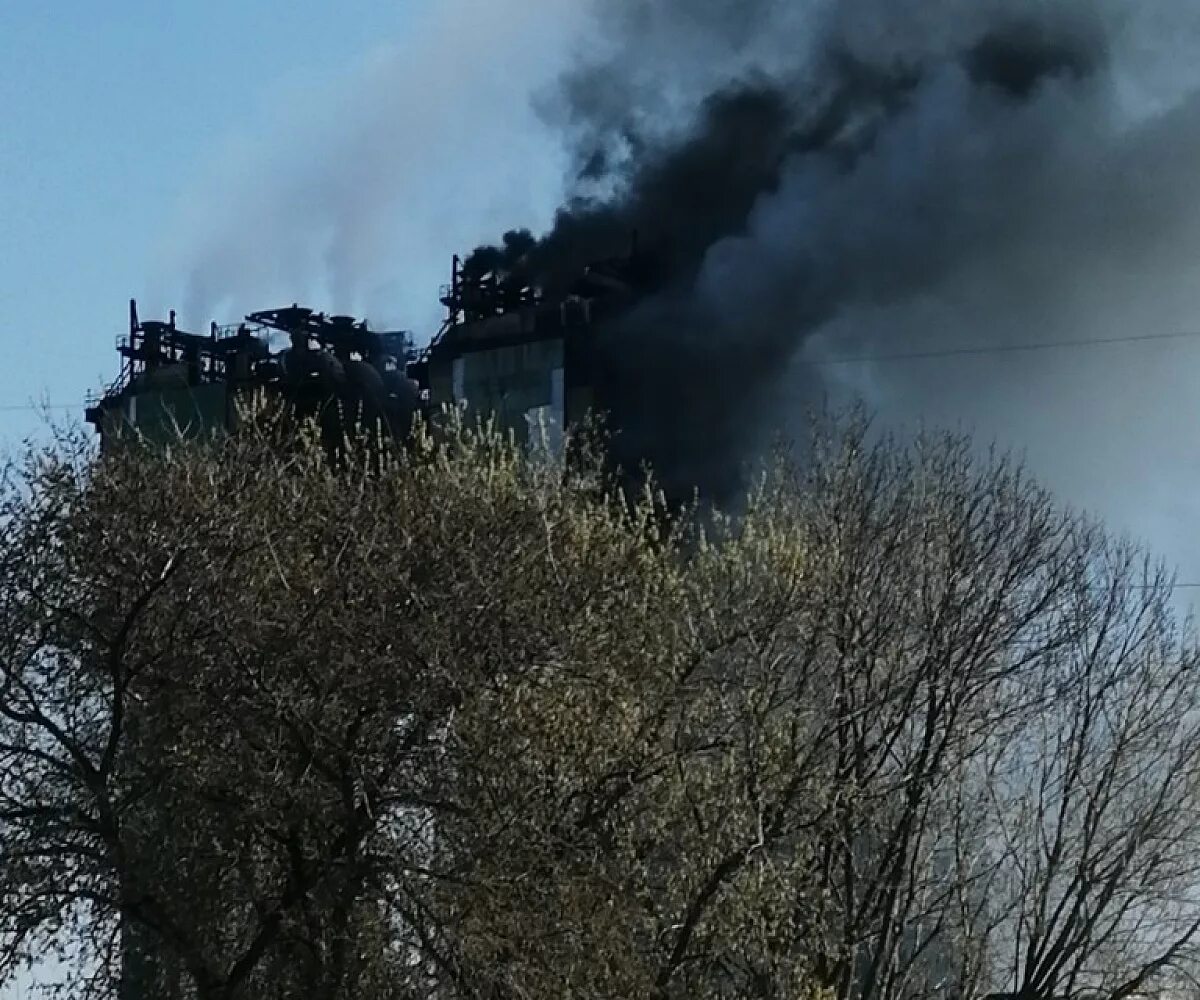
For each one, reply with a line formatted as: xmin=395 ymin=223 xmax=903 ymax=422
xmin=85 ymin=300 xmax=420 ymax=448
xmin=86 ymin=243 xmax=649 ymax=453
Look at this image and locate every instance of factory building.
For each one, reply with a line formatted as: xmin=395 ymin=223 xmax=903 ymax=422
xmin=86 ymin=301 xmax=420 ymax=448
xmin=410 ymin=246 xmax=645 ymax=451
xmin=87 ymin=244 xmax=648 ymax=453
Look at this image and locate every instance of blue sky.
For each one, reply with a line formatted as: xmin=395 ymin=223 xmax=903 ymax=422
xmin=6 ymin=8 xmax=1200 ymax=611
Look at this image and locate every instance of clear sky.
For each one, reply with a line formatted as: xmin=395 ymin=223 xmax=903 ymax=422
xmin=7 ymin=6 xmax=1200 ymax=560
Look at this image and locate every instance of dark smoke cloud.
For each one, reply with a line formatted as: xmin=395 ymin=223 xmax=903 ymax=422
xmin=964 ymin=18 xmax=1102 ymax=98
xmin=466 ymin=0 xmax=1149 ymax=497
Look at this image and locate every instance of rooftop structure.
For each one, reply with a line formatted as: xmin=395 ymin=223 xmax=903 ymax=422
xmin=86 ymin=300 xmax=420 ymax=448
xmin=411 ymin=240 xmax=650 ymax=452
xmin=86 ymin=238 xmax=652 ymax=455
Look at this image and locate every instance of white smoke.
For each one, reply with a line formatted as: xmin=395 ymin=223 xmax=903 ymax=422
xmin=158 ymin=0 xmax=589 ymax=334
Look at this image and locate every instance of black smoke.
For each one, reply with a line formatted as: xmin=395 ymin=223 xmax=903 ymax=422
xmin=965 ymin=18 xmax=1103 ymax=99
xmin=461 ymin=0 xmax=1200 ymax=502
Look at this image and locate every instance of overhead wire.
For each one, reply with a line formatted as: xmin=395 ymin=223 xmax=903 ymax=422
xmin=798 ymin=328 xmax=1200 ymax=367
xmin=11 ymin=325 xmax=1200 ymax=415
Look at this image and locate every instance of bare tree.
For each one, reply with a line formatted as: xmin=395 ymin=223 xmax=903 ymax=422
xmin=975 ymin=544 xmax=1200 ymax=1000
xmin=411 ymin=418 xmax=1200 ymax=1000
xmin=758 ymin=421 xmax=1200 ymax=1000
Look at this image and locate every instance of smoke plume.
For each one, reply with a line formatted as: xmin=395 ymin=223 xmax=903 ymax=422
xmin=162 ymin=0 xmax=589 ymax=330
xmin=169 ymin=0 xmax=1200 ymax=572
xmin=464 ymin=0 xmax=1200 ymax=512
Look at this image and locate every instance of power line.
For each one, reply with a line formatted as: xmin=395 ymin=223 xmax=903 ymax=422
xmin=800 ymin=328 xmax=1200 ymax=368
xmin=10 ymin=325 xmax=1200 ymax=417
xmin=0 ymin=403 xmax=76 ymax=413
